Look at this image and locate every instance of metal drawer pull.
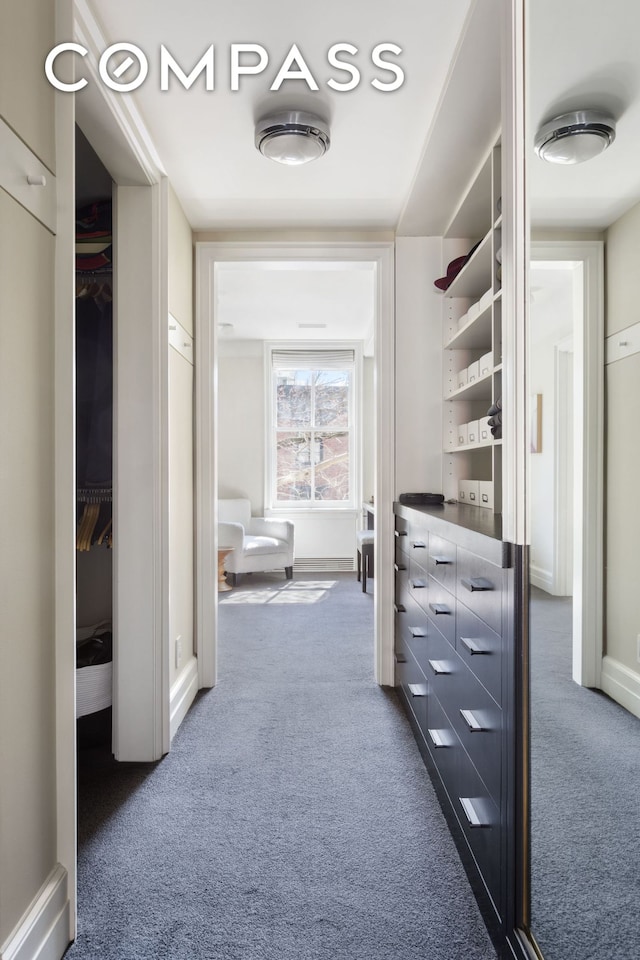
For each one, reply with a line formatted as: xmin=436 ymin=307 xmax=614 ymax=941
xmin=395 ymin=652 xmax=407 ymax=664
xmin=428 ymin=659 xmax=451 ymax=675
xmin=460 ymin=636 xmax=487 ymax=656
xmin=459 ymin=797 xmax=489 ymax=828
xmin=394 ymin=529 xmax=408 ymax=538
xmin=432 ymin=555 xmax=452 ymax=565
xmin=411 ymin=540 xmax=427 ymax=549
xmin=410 ymin=626 xmax=427 ymax=638
xmin=408 ymin=683 xmax=427 ymax=698
xmin=394 ymin=562 xmax=407 ymax=572
xmin=394 ymin=603 xmax=406 ymax=614
xmin=429 ymin=603 xmax=451 ymax=616
xmin=410 ymin=579 xmax=426 ymax=589
xmin=428 ymin=729 xmax=449 ymax=749
xmin=461 ymin=577 xmax=494 ymax=592
xmin=460 ymin=709 xmax=486 ymax=732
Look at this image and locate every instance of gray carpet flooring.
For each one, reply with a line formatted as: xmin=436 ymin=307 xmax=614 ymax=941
xmin=67 ymin=572 xmax=496 ymax=959
xmin=530 ymin=586 xmax=640 ymax=960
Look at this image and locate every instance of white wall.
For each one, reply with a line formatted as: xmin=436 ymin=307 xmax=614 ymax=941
xmin=605 ymin=201 xmax=640 ymax=684
xmin=395 ymin=237 xmax=444 ymax=497
xmin=217 ymin=342 xmax=266 ymax=512
xmin=0 ymin=0 xmax=63 ymax=949
xmin=528 ymin=269 xmax=574 ymax=592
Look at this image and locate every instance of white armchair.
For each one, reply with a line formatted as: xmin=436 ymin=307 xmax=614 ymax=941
xmin=218 ymin=498 xmax=294 ymax=586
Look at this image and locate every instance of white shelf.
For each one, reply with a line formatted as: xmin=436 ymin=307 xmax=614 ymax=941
xmin=445 ymin=303 xmax=492 ymax=350
xmin=441 ymin=141 xmax=502 ymax=513
xmin=445 ymin=154 xmax=493 ymax=239
xmin=445 ymin=231 xmax=493 ymax=299
xmin=446 ymin=370 xmax=493 ymax=401
xmin=445 ymin=441 xmax=494 ymax=454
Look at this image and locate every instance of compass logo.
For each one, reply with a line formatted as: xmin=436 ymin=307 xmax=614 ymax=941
xmin=44 ymin=42 xmax=405 ymax=93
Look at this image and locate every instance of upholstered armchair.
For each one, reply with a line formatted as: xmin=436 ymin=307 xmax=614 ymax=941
xmin=218 ymin=498 xmax=294 ymax=586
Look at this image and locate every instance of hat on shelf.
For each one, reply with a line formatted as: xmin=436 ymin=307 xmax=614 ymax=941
xmin=434 ymin=240 xmax=481 ymax=291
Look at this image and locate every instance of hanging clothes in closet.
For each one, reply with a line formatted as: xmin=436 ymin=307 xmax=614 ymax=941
xmin=76 ymin=199 xmax=113 ymax=550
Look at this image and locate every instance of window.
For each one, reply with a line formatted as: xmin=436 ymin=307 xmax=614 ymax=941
xmin=267 ymin=348 xmax=359 ymax=508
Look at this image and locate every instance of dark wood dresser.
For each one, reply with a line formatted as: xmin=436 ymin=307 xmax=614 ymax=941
xmin=394 ymin=501 xmax=520 ymax=954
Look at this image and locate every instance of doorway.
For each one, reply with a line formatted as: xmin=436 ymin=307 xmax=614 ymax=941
xmin=195 ymin=242 xmax=395 ymax=690
xmin=526 ymin=241 xmax=608 ymax=957
xmin=529 ymin=242 xmax=604 ymax=687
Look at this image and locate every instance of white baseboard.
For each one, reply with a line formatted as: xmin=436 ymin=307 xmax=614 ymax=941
xmin=0 ymin=864 xmax=70 ymax=960
xmin=170 ymin=656 xmax=199 ymax=740
xmin=529 ymin=563 xmax=553 ymax=593
xmin=600 ymin=655 xmax=640 ymax=721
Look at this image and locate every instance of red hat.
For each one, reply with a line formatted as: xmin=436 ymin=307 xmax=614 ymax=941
xmin=434 ymin=241 xmax=481 ymax=291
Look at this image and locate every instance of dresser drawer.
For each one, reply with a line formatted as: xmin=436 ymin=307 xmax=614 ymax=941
xmin=456 ymin=602 xmax=503 ymax=706
xmin=394 ymin=555 xmax=409 ymax=602
xmin=394 ymin=515 xmax=409 ymax=553
xmin=426 ymin=687 xmax=459 ymax=793
xmin=423 ymin=631 xmax=461 ymax=713
xmin=451 ymin=662 xmax=502 ymax=807
xmin=407 ymin=530 xmax=429 ymax=570
xmin=426 ymin=576 xmax=456 ymax=647
xmin=457 ymin=548 xmax=503 ymax=634
xmin=395 ymin=534 xmax=409 ymax=568
xmin=407 ymin=563 xmax=429 ymax=611
xmin=399 ymin=600 xmax=431 ymax=668
xmin=396 ymin=655 xmax=428 ymax=737
xmin=428 ymin=533 xmax=457 ymax=593
xmin=455 ymin=749 xmax=502 ymax=915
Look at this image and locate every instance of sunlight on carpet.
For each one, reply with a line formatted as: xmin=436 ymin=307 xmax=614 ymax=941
xmin=220 ymin=580 xmax=339 ymax=605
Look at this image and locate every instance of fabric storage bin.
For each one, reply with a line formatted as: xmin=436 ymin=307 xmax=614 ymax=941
xmin=459 ymin=480 xmax=480 ymax=505
xmin=467 ymin=420 xmax=480 ymax=444
xmin=457 ymin=367 xmax=469 ymax=389
xmin=479 ymin=418 xmax=491 ymax=443
xmin=479 ymin=481 xmax=494 ymax=509
xmin=467 ymin=360 xmax=480 ymax=383
xmin=479 ymin=351 xmax=492 ymax=376
xmin=457 ymin=423 xmax=469 ymax=446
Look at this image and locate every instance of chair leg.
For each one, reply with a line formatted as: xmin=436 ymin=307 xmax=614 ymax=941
xmin=356 ymin=548 xmax=361 ymax=582
xmin=362 ymin=549 xmax=367 ymax=593
xmin=285 ymin=566 xmax=293 ymax=580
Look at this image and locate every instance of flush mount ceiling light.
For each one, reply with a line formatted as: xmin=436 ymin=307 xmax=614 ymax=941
xmin=534 ymin=109 xmax=616 ymax=164
xmin=255 ymin=110 xmax=330 ymax=165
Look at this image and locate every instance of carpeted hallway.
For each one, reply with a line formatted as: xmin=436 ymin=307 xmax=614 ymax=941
xmin=530 ymin=586 xmax=640 ymax=960
xmin=67 ymin=573 xmax=496 ymax=960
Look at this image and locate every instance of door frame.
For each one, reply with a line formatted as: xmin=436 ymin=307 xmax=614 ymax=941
xmin=194 ymin=241 xmax=395 ymax=689
xmin=554 ymin=334 xmax=574 ymax=597
xmin=55 ymin=0 xmax=170 ymax=935
xmin=530 ymin=241 xmax=604 ymax=687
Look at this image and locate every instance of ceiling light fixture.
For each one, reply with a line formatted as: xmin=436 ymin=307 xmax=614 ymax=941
xmin=255 ymin=110 xmax=330 ymax=166
xmin=534 ymin=109 xmax=616 ymax=164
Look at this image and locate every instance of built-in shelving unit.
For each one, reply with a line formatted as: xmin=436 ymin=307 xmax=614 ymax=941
xmin=441 ymin=144 xmax=503 ymax=512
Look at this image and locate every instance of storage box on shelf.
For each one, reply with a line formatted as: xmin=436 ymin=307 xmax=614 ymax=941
xmin=441 ymin=144 xmax=502 ymax=513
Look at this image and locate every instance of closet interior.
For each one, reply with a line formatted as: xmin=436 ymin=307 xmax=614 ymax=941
xmin=75 ymin=126 xmax=115 ymax=746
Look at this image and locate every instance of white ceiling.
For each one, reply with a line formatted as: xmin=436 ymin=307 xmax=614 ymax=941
xmin=85 ymin=0 xmax=473 ymax=231
xmin=79 ymin=0 xmax=640 ymax=339
xmin=215 ymin=261 xmax=376 ymax=346
xmin=528 ymin=0 xmax=640 ymax=229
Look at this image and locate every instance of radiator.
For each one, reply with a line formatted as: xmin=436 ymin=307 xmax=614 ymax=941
xmin=293 ymin=557 xmax=356 ymax=572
